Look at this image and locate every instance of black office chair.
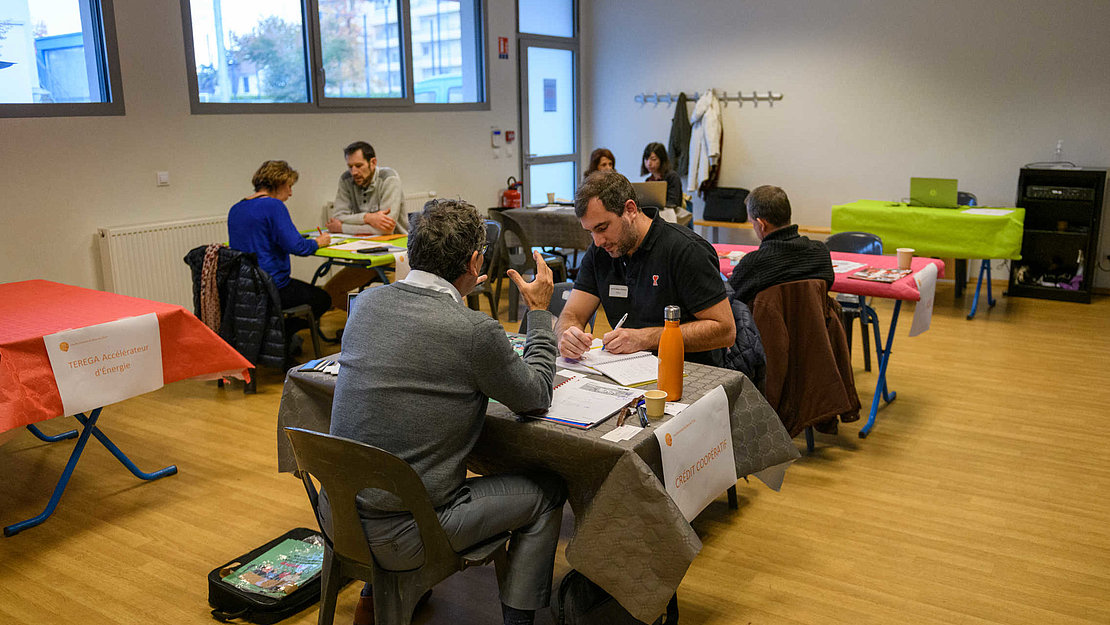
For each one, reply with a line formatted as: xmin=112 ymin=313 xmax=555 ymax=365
xmin=284 ymin=427 xmax=509 ymax=625
xmin=466 ymin=219 xmax=503 ymax=319
xmin=957 ymin=191 xmax=978 ymax=207
xmin=824 ymin=232 xmax=882 ymax=372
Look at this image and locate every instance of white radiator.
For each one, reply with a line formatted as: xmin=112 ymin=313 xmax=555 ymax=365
xmin=98 ymin=216 xmax=228 ymax=310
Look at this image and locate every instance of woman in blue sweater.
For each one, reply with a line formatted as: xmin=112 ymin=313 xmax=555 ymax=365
xmin=228 ymin=160 xmax=332 ymax=330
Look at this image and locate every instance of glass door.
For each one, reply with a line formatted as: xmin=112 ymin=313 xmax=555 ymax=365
xmin=518 ymin=35 xmax=578 ymax=205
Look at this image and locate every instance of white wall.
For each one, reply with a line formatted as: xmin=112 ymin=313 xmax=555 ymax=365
xmin=582 ymin=0 xmax=1110 ymax=288
xmin=0 ymin=0 xmax=523 ymax=288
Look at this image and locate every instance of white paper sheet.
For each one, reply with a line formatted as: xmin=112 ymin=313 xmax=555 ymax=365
xmin=832 ymin=260 xmax=868 ymax=274
xmin=601 ymin=424 xmax=643 ymax=442
xmin=556 ymin=338 xmax=659 ymax=385
xmin=44 ymin=313 xmax=164 ymax=417
xmin=654 ymin=385 xmax=737 ymax=521
xmin=909 ymin=263 xmax=938 ymax=337
xmin=961 ymin=208 xmax=1014 ymax=216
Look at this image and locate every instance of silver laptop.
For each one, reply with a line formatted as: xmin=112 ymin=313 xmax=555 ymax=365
xmin=632 ymin=181 xmax=667 ymax=208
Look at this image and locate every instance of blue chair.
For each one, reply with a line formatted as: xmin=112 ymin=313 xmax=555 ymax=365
xmin=825 ymin=232 xmax=883 ymax=372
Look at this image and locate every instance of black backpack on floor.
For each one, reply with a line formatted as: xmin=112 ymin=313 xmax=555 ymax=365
xmin=553 ymin=570 xmax=679 ymax=625
xmin=208 ymin=528 xmax=327 ymax=624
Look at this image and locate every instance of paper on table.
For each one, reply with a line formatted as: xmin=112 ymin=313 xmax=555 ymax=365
xmin=909 ymin=262 xmax=938 ymax=337
xmin=328 ymin=241 xmax=405 ymax=252
xmin=664 ymin=402 xmax=688 ymax=416
xmin=962 ymin=208 xmax=1014 ymax=216
xmin=540 ymin=376 xmax=642 ymax=429
xmin=832 ymin=260 xmax=868 ymax=274
xmin=601 ymin=424 xmax=643 ymax=442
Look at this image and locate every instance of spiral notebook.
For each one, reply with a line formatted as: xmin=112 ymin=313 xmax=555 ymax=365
xmin=538 ymin=376 xmax=643 ymax=429
xmin=556 ymin=339 xmax=659 ymax=386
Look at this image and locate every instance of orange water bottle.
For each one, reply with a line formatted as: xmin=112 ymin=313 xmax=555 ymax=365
xmin=657 ymin=305 xmax=684 ymax=401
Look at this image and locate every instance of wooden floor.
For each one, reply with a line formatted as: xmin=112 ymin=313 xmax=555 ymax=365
xmin=2 ymin=280 xmax=1109 ymax=624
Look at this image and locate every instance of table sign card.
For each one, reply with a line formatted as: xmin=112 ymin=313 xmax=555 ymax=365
xmin=910 ymin=263 xmax=938 ymax=337
xmin=44 ymin=313 xmax=163 ymax=417
xmin=654 ymin=385 xmax=737 ymax=521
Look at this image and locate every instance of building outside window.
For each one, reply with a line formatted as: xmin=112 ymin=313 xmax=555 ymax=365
xmin=0 ymin=0 xmax=124 ymax=117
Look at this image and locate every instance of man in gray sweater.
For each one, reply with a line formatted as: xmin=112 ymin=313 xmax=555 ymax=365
xmin=330 ymin=199 xmax=563 ymax=625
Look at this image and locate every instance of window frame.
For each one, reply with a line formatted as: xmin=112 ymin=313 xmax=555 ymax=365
xmin=180 ymin=0 xmax=489 ymax=114
xmin=0 ymin=0 xmax=125 ymax=118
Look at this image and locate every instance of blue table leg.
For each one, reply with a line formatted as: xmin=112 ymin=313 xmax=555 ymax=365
xmin=26 ymin=423 xmax=78 ymax=442
xmin=967 ymin=260 xmax=994 ymax=320
xmin=859 ymin=300 xmax=901 ymax=438
xmin=4 ymin=408 xmax=177 ymax=537
xmin=72 ymin=412 xmax=178 ymax=481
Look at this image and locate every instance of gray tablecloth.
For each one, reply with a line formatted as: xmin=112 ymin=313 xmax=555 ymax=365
xmin=499 ymin=207 xmax=592 ymax=250
xmin=276 ymin=363 xmax=798 ymax=622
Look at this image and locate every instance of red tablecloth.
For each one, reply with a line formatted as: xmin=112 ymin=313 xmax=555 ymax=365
xmin=714 ymin=245 xmax=945 ymax=302
xmin=0 ymin=280 xmax=252 ymax=433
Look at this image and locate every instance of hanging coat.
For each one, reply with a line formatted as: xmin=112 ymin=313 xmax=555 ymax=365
xmin=687 ymin=89 xmax=722 ymax=193
xmin=667 ymin=92 xmax=692 ymax=177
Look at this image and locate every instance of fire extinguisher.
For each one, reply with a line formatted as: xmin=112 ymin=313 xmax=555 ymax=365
xmin=501 ymin=176 xmax=523 ymax=208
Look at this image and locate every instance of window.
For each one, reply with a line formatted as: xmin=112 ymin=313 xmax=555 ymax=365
xmin=181 ymin=0 xmax=487 ymax=112
xmin=0 ymin=0 xmax=124 ymax=117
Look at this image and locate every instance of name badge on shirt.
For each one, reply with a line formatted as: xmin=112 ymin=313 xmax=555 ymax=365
xmin=609 ymin=284 xmax=629 ymax=298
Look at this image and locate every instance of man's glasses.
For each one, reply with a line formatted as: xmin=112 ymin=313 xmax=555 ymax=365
xmin=479 ymin=243 xmax=488 ymax=256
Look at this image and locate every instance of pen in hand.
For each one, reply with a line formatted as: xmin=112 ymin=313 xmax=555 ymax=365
xmin=602 ymin=312 xmax=628 ymax=351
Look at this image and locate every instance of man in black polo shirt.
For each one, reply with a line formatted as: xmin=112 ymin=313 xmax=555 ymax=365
xmin=556 ymin=171 xmax=735 ymax=366
xmin=727 ymin=185 xmax=834 ymax=305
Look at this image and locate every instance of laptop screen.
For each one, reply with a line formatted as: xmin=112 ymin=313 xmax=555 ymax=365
xmin=909 ymin=177 xmax=958 ymax=208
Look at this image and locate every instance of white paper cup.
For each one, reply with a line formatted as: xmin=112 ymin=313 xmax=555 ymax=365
xmin=644 ymin=390 xmax=668 ymax=419
xmin=897 ymin=248 xmax=914 ymax=271
xmin=546 ymin=192 xmax=556 ymax=204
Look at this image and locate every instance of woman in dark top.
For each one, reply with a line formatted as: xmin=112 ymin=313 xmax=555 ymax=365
xmin=641 ymin=142 xmax=683 ymax=207
xmin=228 ymin=160 xmax=332 ymax=327
xmin=584 ymin=148 xmax=615 ymax=178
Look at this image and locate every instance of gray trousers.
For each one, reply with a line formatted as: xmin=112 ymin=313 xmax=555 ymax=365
xmin=357 ymin=472 xmax=566 ymax=611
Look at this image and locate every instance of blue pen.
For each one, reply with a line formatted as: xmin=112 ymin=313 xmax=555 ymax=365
xmin=636 ymin=399 xmax=649 ymax=427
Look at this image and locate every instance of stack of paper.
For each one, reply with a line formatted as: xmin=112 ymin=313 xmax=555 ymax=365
xmin=537 ymin=376 xmax=643 ymax=429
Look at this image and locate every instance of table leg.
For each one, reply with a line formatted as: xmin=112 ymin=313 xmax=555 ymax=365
xmin=4 ymin=408 xmax=178 ymax=537
xmin=859 ymin=300 xmax=900 ymax=439
xmin=967 ymin=260 xmax=994 ymax=320
xmin=26 ymin=423 xmax=78 ymax=442
xmin=954 ymin=259 xmax=967 ymax=297
xmin=310 ymin=259 xmax=335 ymax=286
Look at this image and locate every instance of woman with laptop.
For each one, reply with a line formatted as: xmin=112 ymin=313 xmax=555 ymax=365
xmin=641 ymin=141 xmax=683 ymax=207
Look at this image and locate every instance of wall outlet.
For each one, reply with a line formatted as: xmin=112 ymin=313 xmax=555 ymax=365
xmin=156 ymin=171 xmax=170 ymax=186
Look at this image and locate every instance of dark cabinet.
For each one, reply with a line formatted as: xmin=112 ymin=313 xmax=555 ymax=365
xmin=1007 ymin=167 xmax=1106 ymax=303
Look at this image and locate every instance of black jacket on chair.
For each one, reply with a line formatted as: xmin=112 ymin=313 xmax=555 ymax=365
xmin=184 ymin=245 xmax=286 ymax=369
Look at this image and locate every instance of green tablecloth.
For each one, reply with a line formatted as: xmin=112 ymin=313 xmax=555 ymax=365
xmin=831 ymin=200 xmax=1024 ymax=259
xmin=306 ymin=233 xmax=408 ymax=265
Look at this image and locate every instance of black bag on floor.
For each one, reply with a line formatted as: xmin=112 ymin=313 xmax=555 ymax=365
xmin=553 ymin=570 xmax=679 ymax=625
xmin=702 ymin=186 xmax=750 ymax=222
xmin=208 ymin=527 xmax=326 ymax=624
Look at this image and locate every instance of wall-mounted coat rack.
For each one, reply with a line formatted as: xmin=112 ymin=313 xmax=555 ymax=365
xmin=634 ymin=89 xmax=784 ymax=107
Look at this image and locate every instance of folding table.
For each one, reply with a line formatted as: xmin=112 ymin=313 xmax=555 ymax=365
xmin=831 ymin=201 xmax=1022 ymax=319
xmin=0 ymin=280 xmax=251 ymax=535
xmin=716 ymin=245 xmax=945 ymax=437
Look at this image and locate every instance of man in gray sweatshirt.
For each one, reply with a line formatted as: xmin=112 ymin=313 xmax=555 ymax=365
xmin=330 ymin=198 xmax=563 ymax=625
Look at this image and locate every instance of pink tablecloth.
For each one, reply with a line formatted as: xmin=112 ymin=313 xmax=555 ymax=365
xmin=714 ymin=245 xmax=945 ymax=302
xmin=0 ymin=280 xmax=252 ymax=433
